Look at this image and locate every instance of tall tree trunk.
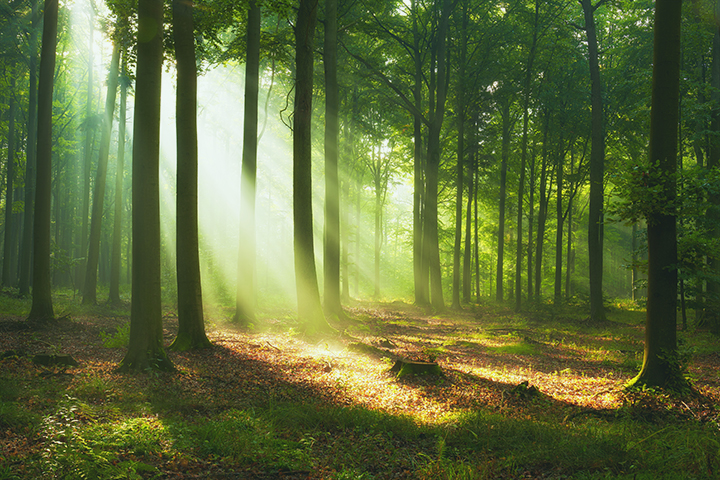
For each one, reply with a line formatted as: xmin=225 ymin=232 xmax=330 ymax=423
xmin=27 ymin=0 xmax=59 ymax=322
xmin=463 ymin=143 xmax=474 ymax=303
xmin=554 ymin=148 xmax=564 ymax=305
xmin=496 ymin=100 xmax=510 ymax=302
xmin=527 ymin=146 xmax=535 ymax=300
xmin=534 ymin=109 xmax=551 ymax=299
xmin=581 ymin=0 xmax=606 ymax=322
xmin=294 ymin=0 xmax=330 ymax=332
xmin=3 ymin=76 xmax=16 ymax=287
xmin=412 ymin=0 xmax=428 ymax=307
xmin=341 ymin=105 xmax=352 ymax=302
xmin=170 ymin=0 xmax=211 ymax=350
xmin=629 ymin=0 xmax=684 ymax=389
xmin=235 ymin=0 xmax=261 ymax=326
xmin=109 ymin=64 xmax=128 ymax=305
xmin=82 ymin=44 xmax=120 ymax=305
xmin=422 ymin=0 xmax=452 ymax=312
xmin=18 ymin=0 xmax=40 ymax=297
xmin=78 ymin=11 xmax=95 ymax=294
xmin=515 ymin=0 xmax=540 ymax=311
xmin=452 ymin=1 xmax=468 ymax=309
xmin=323 ymin=0 xmax=342 ymax=319
xmin=119 ymin=0 xmax=173 ymax=372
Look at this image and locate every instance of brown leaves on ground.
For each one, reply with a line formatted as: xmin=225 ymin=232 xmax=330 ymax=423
xmin=1 ymin=301 xmax=719 ymax=478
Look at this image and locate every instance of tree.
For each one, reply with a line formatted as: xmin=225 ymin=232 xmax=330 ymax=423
xmin=170 ymin=0 xmax=211 ymax=350
xmin=82 ymin=43 xmax=120 ymax=305
xmin=109 ymin=58 xmax=129 ymax=306
xmin=294 ymin=0 xmax=331 ymax=332
xmin=3 ymin=73 xmax=16 ymax=287
xmin=119 ymin=0 xmax=173 ymax=372
xmin=323 ymin=0 xmax=342 ymax=320
xmin=580 ymin=0 xmax=607 ymax=322
xmin=235 ymin=0 xmax=261 ymax=327
xmin=27 ymin=0 xmax=59 ymax=322
xmin=628 ymin=0 xmax=685 ymax=390
xmin=18 ymin=0 xmax=40 ymax=297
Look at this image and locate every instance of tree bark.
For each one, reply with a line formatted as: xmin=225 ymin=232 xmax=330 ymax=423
xmin=581 ymin=0 xmax=606 ymax=322
xmin=452 ymin=1 xmax=468 ymax=310
xmin=629 ymin=0 xmax=684 ymax=390
xmin=171 ymin=0 xmax=211 ymax=350
xmin=412 ymin=0 xmax=428 ymax=307
xmin=3 ymin=75 xmax=16 ymax=287
xmin=82 ymin=44 xmax=120 ymax=305
xmin=235 ymin=0 xmax=261 ymax=326
xmin=27 ymin=0 xmax=59 ymax=322
xmin=18 ymin=0 xmax=40 ymax=297
xmin=496 ymin=100 xmax=510 ymax=302
xmin=323 ymin=0 xmax=342 ymax=319
xmin=119 ymin=0 xmax=173 ymax=372
xmin=109 ymin=63 xmax=129 ymax=305
xmin=77 ymin=11 xmax=95 ymax=294
xmin=515 ymin=0 xmax=540 ymax=311
xmin=554 ymin=148 xmax=564 ymax=305
xmin=294 ymin=0 xmax=330 ymax=332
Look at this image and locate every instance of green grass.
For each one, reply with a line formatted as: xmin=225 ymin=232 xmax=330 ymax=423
xmin=1 ymin=295 xmax=719 ymax=479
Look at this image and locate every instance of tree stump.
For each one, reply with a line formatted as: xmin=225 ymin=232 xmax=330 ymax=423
xmin=390 ymin=359 xmax=441 ymax=378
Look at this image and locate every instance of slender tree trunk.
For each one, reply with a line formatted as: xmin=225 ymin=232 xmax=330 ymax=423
xmin=554 ymin=148 xmax=564 ymax=305
xmin=19 ymin=0 xmax=40 ymax=297
xmin=630 ymin=0 xmax=684 ymax=389
xmin=323 ymin=0 xmax=342 ymax=318
xmin=463 ymin=146 xmax=474 ymax=303
xmin=27 ymin=0 xmax=59 ymax=322
xmin=171 ymin=0 xmax=211 ymax=350
xmin=78 ymin=13 xmax=95 ymax=294
xmin=412 ymin=0 xmax=428 ymax=307
xmin=515 ymin=0 xmax=540 ymax=311
xmin=109 ymin=65 xmax=128 ymax=305
xmin=3 ymin=76 xmax=16 ymax=287
xmin=527 ymin=147 xmax=535 ymax=301
xmin=294 ymin=0 xmax=330 ymax=332
xmin=452 ymin=1 xmax=468 ymax=309
xmin=341 ymin=107 xmax=352 ymax=302
xmin=83 ymin=44 xmax=120 ymax=305
xmin=119 ymin=0 xmax=174 ymax=372
xmin=705 ymin=17 xmax=720 ymax=332
xmin=235 ymin=0 xmax=261 ymax=326
xmin=581 ymin=0 xmax=606 ymax=322
xmin=534 ymin=110 xmax=550 ymax=299
xmin=496 ymin=101 xmax=510 ymax=302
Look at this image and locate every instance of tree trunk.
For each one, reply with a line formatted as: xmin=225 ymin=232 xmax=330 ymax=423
xmin=515 ymin=0 xmax=540 ymax=311
xmin=496 ymin=100 xmax=510 ymax=302
xmin=119 ymin=0 xmax=173 ymax=372
xmin=581 ymin=0 xmax=606 ymax=322
xmin=235 ymin=0 xmax=261 ymax=326
xmin=534 ymin=109 xmax=551 ymax=299
xmin=109 ymin=63 xmax=128 ymax=305
xmin=412 ymin=0 xmax=428 ymax=307
xmin=323 ymin=0 xmax=342 ymax=319
xmin=294 ymin=0 xmax=330 ymax=332
xmin=629 ymin=0 xmax=684 ymax=389
xmin=3 ymin=76 xmax=16 ymax=287
xmin=78 ymin=12 xmax=95 ymax=295
xmin=27 ymin=0 xmax=59 ymax=322
xmin=452 ymin=1 xmax=468 ymax=309
xmin=463 ymin=145 xmax=474 ymax=303
xmin=82 ymin=44 xmax=120 ymax=305
xmin=554 ymin=148 xmax=564 ymax=305
xmin=170 ymin=0 xmax=211 ymax=350
xmin=18 ymin=0 xmax=40 ymax=297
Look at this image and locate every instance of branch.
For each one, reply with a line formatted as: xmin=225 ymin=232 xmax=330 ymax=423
xmin=340 ymin=40 xmax=429 ymax=127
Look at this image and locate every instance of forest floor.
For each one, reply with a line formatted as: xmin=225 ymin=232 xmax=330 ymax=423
xmin=1 ymin=295 xmax=719 ymax=479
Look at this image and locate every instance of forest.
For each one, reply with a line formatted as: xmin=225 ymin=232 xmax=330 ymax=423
xmin=1 ymin=0 xmax=719 ymax=478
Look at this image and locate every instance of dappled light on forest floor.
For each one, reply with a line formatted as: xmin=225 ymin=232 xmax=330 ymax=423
xmin=2 ymin=301 xmax=720 ymax=478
